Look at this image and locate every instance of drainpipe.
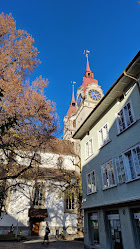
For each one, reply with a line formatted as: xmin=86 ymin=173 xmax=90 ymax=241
xmin=123 ymin=70 xmax=140 ymax=95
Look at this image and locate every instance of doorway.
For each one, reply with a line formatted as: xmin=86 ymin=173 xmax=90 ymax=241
xmin=32 ymin=221 xmax=40 ymax=235
xmin=107 ymin=213 xmax=123 ymax=249
xmin=30 ymin=218 xmax=44 ymax=235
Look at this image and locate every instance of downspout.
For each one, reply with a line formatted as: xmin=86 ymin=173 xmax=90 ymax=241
xmin=123 ymin=70 xmax=140 ymax=95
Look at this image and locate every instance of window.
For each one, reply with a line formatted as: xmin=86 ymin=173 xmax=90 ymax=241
xmin=115 ymin=155 xmax=127 ymax=184
xmin=101 ymin=160 xmax=116 ymax=189
xmin=124 ymin=144 xmax=140 ymax=181
xmin=87 ymin=170 xmax=96 ymax=194
xmin=73 ymin=120 xmax=76 ymax=128
xmin=85 ymin=138 xmax=93 ymax=159
xmin=66 ymin=193 xmax=74 ymax=210
xmin=98 ymin=123 xmax=109 ymax=148
xmin=64 ymin=190 xmax=75 ymax=212
xmin=33 ymin=184 xmax=44 ymax=207
xmin=116 ymin=101 xmax=135 ymax=133
xmin=57 ymin=157 xmax=64 ymax=169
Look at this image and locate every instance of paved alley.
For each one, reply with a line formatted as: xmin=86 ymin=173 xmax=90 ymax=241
xmin=0 ymin=239 xmax=84 ymax=249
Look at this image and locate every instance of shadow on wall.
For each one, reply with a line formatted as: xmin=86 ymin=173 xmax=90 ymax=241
xmin=45 ymin=190 xmax=77 ymax=236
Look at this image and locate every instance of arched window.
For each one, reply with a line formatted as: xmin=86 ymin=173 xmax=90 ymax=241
xmin=64 ymin=189 xmax=75 ymax=213
xmin=57 ymin=157 xmax=64 ymax=169
xmin=32 ymin=184 xmax=44 ymax=207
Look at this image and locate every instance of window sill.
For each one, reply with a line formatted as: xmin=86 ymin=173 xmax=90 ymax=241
xmin=91 ymin=245 xmax=100 ymax=249
xmin=87 ymin=191 xmax=97 ymax=196
xmin=85 ymin=153 xmax=93 ymax=161
xmin=125 ymin=176 xmax=140 ymax=184
xmin=99 ymin=139 xmax=111 ymax=150
xmin=102 ymin=184 xmax=117 ymax=191
xmin=117 ymin=120 xmax=137 ymax=136
xmin=64 ymin=210 xmax=77 ymax=214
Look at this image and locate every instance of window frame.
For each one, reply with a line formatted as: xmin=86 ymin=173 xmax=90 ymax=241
xmin=101 ymin=160 xmax=116 ymax=190
xmin=98 ymin=122 xmax=110 ymax=148
xmin=85 ymin=137 xmax=93 ymax=160
xmin=57 ymin=157 xmax=64 ymax=169
xmin=116 ymin=100 xmax=135 ymax=134
xmin=123 ymin=143 xmax=140 ymax=182
xmin=115 ymin=155 xmax=127 ymax=184
xmin=64 ymin=189 xmax=76 ymax=213
xmin=32 ymin=183 xmax=45 ymax=208
xmin=86 ymin=170 xmax=96 ymax=195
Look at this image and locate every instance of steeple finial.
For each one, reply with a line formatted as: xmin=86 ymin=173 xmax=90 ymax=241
xmin=71 ymin=81 xmax=76 ymax=101
xmin=86 ymin=54 xmax=91 ymax=72
xmin=83 ymin=50 xmax=91 ymax=72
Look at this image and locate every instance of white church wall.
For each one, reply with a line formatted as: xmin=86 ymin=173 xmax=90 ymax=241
xmin=0 ymin=179 xmax=77 ymax=236
xmin=40 ymin=152 xmax=76 ymax=171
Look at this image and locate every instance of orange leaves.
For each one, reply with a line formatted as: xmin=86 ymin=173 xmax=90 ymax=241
xmin=0 ymin=13 xmax=58 ymax=138
xmin=0 ymin=13 xmax=16 ymax=41
xmin=0 ymin=13 xmax=59 ymax=148
xmin=0 ymin=13 xmax=39 ymax=83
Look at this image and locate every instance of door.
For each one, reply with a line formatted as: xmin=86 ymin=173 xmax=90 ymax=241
xmin=108 ymin=214 xmax=123 ymax=249
xmin=32 ymin=222 xmax=40 ymax=235
xmin=89 ymin=213 xmax=100 ymax=247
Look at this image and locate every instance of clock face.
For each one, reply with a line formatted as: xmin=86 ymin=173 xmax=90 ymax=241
xmin=89 ymin=89 xmax=101 ymax=101
xmin=77 ymin=94 xmax=82 ymax=106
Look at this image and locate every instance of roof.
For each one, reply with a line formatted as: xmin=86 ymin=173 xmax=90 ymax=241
xmin=40 ymin=138 xmax=76 ymax=155
xmin=73 ymin=51 xmax=140 ymax=139
xmin=21 ymin=167 xmax=79 ymax=181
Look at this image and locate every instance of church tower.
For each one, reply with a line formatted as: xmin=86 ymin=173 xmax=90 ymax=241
xmin=76 ymin=52 xmax=104 ymax=129
xmin=63 ymin=51 xmax=104 ymax=140
xmin=63 ymin=83 xmax=77 ymax=140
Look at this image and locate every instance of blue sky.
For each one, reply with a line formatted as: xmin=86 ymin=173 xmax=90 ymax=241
xmin=1 ymin=0 xmax=140 ymax=136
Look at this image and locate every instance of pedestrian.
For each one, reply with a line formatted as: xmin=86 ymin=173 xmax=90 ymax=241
xmin=61 ymin=230 xmax=64 ymax=239
xmin=10 ymin=224 xmax=14 ymax=234
xmin=42 ymin=222 xmax=50 ymax=245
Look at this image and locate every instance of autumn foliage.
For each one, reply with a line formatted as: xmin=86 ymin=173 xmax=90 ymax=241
xmin=0 ymin=13 xmax=58 ymax=182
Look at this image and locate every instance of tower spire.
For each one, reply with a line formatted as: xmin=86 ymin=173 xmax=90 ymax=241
xmin=72 ymin=81 xmax=76 ymax=102
xmin=82 ymin=50 xmax=98 ymax=92
xmin=86 ymin=52 xmax=91 ymax=72
xmin=66 ymin=82 xmax=77 ymax=119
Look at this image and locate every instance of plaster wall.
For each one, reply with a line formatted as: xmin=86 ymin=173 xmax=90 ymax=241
xmin=40 ymin=152 xmax=76 ymax=171
xmin=0 ymin=179 xmax=77 ymax=236
xmin=81 ymin=82 xmax=140 ymax=209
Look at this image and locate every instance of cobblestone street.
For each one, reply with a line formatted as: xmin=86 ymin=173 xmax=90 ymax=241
xmin=0 ymin=239 xmax=84 ymax=249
